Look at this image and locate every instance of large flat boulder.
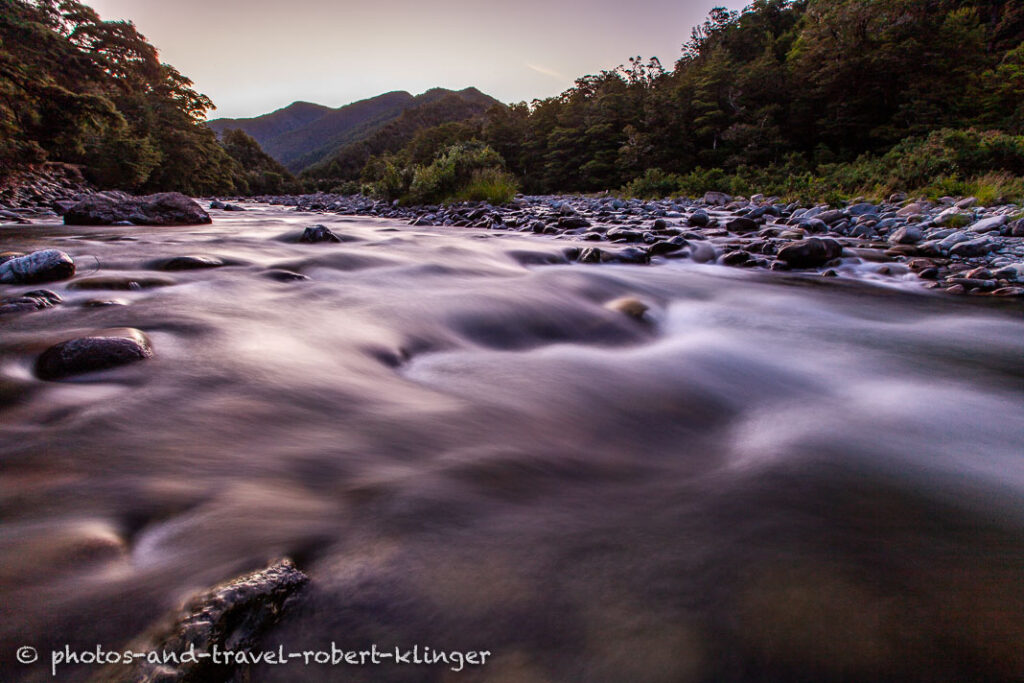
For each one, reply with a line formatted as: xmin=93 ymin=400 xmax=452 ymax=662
xmin=64 ymin=192 xmax=211 ymax=226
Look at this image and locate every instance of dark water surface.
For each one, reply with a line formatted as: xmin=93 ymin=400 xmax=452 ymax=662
xmin=1 ymin=207 xmax=1023 ymax=682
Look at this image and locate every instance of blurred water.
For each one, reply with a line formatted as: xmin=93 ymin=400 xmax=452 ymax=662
xmin=1 ymin=207 xmax=1022 ymax=682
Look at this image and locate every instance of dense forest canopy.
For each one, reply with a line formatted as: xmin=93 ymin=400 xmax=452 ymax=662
xmin=322 ymin=0 xmax=1024 ymax=202
xmin=0 ymin=0 xmax=296 ymax=194
xmin=3 ymin=0 xmax=1023 ymax=202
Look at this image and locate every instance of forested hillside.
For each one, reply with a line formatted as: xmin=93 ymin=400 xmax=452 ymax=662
xmin=0 ymin=0 xmax=268 ymax=194
xmin=208 ymin=93 xmax=415 ymax=172
xmin=350 ymin=0 xmax=1024 ymax=202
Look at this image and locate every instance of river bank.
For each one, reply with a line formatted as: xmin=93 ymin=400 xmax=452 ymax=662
xmin=248 ymin=192 xmax=1024 ymax=298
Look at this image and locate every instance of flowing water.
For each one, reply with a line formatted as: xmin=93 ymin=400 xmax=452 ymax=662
xmin=1 ymin=206 xmax=1023 ymax=682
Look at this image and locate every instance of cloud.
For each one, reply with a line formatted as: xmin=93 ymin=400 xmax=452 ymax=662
xmin=526 ymin=63 xmax=567 ymax=81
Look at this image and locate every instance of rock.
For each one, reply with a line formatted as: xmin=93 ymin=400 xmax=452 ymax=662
xmin=0 ymin=290 xmax=62 ymax=315
xmin=103 ymin=559 xmax=308 ymax=683
xmin=557 ymin=216 xmax=591 ymax=229
xmin=703 ymin=191 xmax=732 ymax=206
xmin=157 ymin=255 xmax=226 ymax=271
xmin=721 ymin=250 xmax=750 ymax=266
xmin=968 ymin=215 xmax=1007 ymax=233
xmin=955 ymin=197 xmax=978 ymax=209
xmin=947 ymin=277 xmax=997 ymax=291
xmin=263 ymin=269 xmax=310 ymax=282
xmin=0 ymin=249 xmax=75 ymax=284
xmin=949 ymin=237 xmax=994 ymax=258
xmin=300 ymin=225 xmax=342 ymax=243
xmin=817 ymin=210 xmax=845 ymax=225
xmin=938 ymin=231 xmax=974 ymax=252
xmin=847 ymin=202 xmax=878 ymax=216
xmin=612 ymin=247 xmax=650 ymax=264
xmin=776 ymin=238 xmax=844 ymax=269
xmin=68 ymin=275 xmax=175 ymax=290
xmin=605 ymin=297 xmax=649 ymax=321
xmin=689 ymin=241 xmax=718 ymax=264
xmin=648 ymin=240 xmax=685 ymax=256
xmin=726 ymin=217 xmax=759 ymax=233
xmin=222 ymin=203 xmax=245 ymax=212
xmin=64 ymin=192 xmax=211 ymax=226
xmin=687 ymin=211 xmax=710 ymax=227
xmin=888 ymin=225 xmax=923 ymax=245
xmin=992 ymin=263 xmax=1024 ymax=282
xmin=577 ymin=247 xmax=611 ymax=264
xmin=35 ymin=328 xmax=153 ymax=380
xmin=992 ymin=286 xmax=1024 ymax=297
xmin=606 ymin=227 xmax=645 ymax=242
xmin=896 ymin=202 xmax=925 ymax=217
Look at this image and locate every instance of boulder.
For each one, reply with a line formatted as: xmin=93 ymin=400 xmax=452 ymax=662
xmin=949 ymin=237 xmax=994 ymax=258
xmin=157 ymin=255 xmax=226 ymax=271
xmin=888 ymin=225 xmax=923 ymax=245
xmin=0 ymin=290 xmax=62 ymax=315
xmin=101 ymin=559 xmax=308 ymax=683
xmin=0 ymin=249 xmax=75 ymax=284
xmin=300 ymin=225 xmax=342 ymax=243
xmin=687 ymin=210 xmax=710 ymax=227
xmin=64 ymin=193 xmax=211 ymax=226
xmin=776 ymin=238 xmax=844 ymax=269
xmin=689 ymin=241 xmax=717 ymax=264
xmin=703 ymin=191 xmax=732 ymax=206
xmin=726 ymin=217 xmax=759 ymax=233
xmin=35 ymin=328 xmax=153 ymax=380
xmin=968 ymin=215 xmax=1007 ymax=233
xmin=557 ymin=216 xmax=591 ymax=229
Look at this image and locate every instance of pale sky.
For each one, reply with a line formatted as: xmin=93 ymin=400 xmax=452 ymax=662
xmin=86 ymin=0 xmax=730 ymax=120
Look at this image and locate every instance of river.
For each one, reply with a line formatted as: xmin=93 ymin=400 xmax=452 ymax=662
xmin=1 ymin=205 xmax=1023 ymax=682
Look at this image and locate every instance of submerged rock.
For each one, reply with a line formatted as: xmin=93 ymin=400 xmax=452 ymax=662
xmin=300 ymin=225 xmax=343 ymax=243
xmin=605 ymin=297 xmax=650 ymax=321
xmin=157 ymin=255 xmax=226 ymax=271
xmin=68 ymin=275 xmax=175 ymax=290
xmin=35 ymin=328 xmax=153 ymax=380
xmin=64 ymin=192 xmax=211 ymax=226
xmin=104 ymin=559 xmax=308 ymax=683
xmin=0 ymin=249 xmax=75 ymax=284
xmin=0 ymin=289 xmax=62 ymax=315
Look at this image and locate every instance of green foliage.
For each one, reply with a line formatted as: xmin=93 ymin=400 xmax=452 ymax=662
xmin=371 ymin=0 xmax=1024 ymax=201
xmin=455 ymin=168 xmax=519 ymax=205
xmin=0 ymin=0 xmax=244 ymax=194
xmin=218 ymin=129 xmax=300 ymax=195
xmin=620 ymin=129 xmax=1024 ymax=204
xmin=365 ymin=142 xmax=516 ymax=205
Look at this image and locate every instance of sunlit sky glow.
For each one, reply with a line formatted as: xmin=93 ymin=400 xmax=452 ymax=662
xmin=85 ymin=0 xmax=731 ymax=119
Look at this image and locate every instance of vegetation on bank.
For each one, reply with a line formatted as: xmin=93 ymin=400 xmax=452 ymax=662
xmin=623 ymin=129 xmax=1024 ymax=204
xmin=3 ymin=0 xmax=1023 ymax=205
xmin=359 ymin=142 xmax=518 ymax=205
xmin=309 ymin=0 xmax=1024 ymax=204
xmin=0 ymin=0 xmax=298 ymax=195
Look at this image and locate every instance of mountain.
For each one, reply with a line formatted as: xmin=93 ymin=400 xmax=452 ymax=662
xmin=208 ymin=88 xmax=501 ymax=174
xmin=301 ymin=87 xmax=503 ymax=182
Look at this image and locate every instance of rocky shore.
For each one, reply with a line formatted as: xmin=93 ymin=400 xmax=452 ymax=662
xmin=3 ymin=180 xmax=1024 ymax=298
xmin=246 ymin=191 xmax=1024 ymax=298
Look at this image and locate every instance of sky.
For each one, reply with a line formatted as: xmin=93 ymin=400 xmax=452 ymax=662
xmin=86 ymin=0 xmax=730 ymax=120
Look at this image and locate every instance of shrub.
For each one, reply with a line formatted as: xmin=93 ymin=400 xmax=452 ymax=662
xmin=455 ymin=168 xmax=519 ymax=204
